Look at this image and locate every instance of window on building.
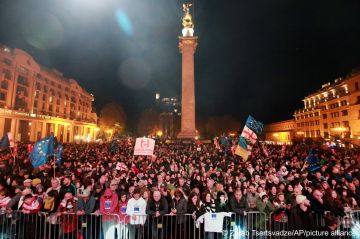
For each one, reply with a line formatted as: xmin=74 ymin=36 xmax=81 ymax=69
xmin=341 ymin=100 xmax=347 ymax=106
xmin=357 ymin=96 xmax=360 ymax=104
xmin=3 ymin=58 xmax=12 ymax=66
xmin=33 ymin=100 xmax=38 ymax=108
xmin=2 ymin=69 xmax=11 ymax=80
xmin=323 ymin=123 xmax=328 ymax=129
xmin=17 ymin=75 xmax=28 ymax=86
xmin=343 ymin=121 xmax=349 ymax=127
xmin=0 ymin=92 xmax=6 ymax=101
xmin=356 ymin=82 xmax=359 ymax=91
xmin=49 ymin=105 xmax=53 ymax=112
xmin=36 ymin=82 xmax=41 ymax=90
xmin=322 ymin=114 xmax=327 ymax=119
xmin=342 ymin=110 xmax=348 ymax=116
xmin=1 ymin=81 xmax=8 ymax=90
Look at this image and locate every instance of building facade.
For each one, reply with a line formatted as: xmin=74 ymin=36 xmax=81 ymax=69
xmin=294 ymin=72 xmax=360 ymax=140
xmin=265 ymin=70 xmax=360 ymax=144
xmin=0 ymin=44 xmax=98 ymax=142
xmin=263 ymin=119 xmax=295 ymax=144
xmin=156 ymin=95 xmax=181 ymax=139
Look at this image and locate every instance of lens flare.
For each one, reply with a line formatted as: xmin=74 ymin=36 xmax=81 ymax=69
xmin=118 ymin=57 xmax=151 ymax=90
xmin=21 ymin=13 xmax=64 ymax=50
xmin=115 ymin=9 xmax=133 ymax=36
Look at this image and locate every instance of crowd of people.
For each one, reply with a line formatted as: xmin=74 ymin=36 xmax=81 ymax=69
xmin=0 ymin=138 xmax=360 ymax=239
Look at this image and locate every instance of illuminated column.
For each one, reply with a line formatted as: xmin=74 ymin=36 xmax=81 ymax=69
xmin=41 ymin=122 xmax=46 ymax=138
xmin=0 ymin=118 xmax=4 ymax=136
xmin=177 ymin=4 xmax=198 ymax=139
xmin=177 ymin=36 xmax=198 ymax=139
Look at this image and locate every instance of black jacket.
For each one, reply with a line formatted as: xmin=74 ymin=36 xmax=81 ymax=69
xmin=146 ymin=197 xmax=168 ymax=216
xmin=228 ymin=195 xmax=248 ymax=215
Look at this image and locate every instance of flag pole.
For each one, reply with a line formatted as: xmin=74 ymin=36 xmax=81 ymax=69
xmin=53 ymin=154 xmax=56 ymax=180
xmin=9 ymin=146 xmax=15 ymax=166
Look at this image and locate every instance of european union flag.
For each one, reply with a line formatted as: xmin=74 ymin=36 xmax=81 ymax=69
xmin=109 ymin=139 xmax=119 ymax=153
xmin=245 ymin=115 xmax=263 ymax=135
xmin=30 ymin=134 xmax=55 ymax=168
xmin=55 ymin=143 xmax=64 ymax=166
xmin=0 ymin=134 xmax=10 ymax=150
xmin=306 ymin=149 xmax=320 ymax=172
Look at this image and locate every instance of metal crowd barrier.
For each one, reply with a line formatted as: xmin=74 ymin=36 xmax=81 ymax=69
xmin=218 ymin=212 xmax=267 ymax=239
xmin=268 ymin=211 xmax=330 ymax=239
xmin=0 ymin=210 xmax=47 ymax=239
xmin=337 ymin=210 xmax=360 ymax=239
xmin=15 ymin=210 xmax=359 ymax=239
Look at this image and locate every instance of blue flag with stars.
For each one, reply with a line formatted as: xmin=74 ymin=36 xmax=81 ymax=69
xmin=0 ymin=133 xmax=10 ymax=150
xmin=30 ymin=134 xmax=55 ymax=168
xmin=55 ymin=143 xmax=64 ymax=166
xmin=306 ymin=148 xmax=320 ymax=172
xmin=245 ymin=115 xmax=264 ymax=135
xmin=109 ymin=139 xmax=119 ymax=153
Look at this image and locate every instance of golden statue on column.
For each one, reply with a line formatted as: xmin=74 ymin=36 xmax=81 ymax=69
xmin=181 ymin=3 xmax=194 ymax=37
xmin=182 ymin=3 xmax=193 ymax=29
xmin=178 ymin=3 xmax=199 ymax=139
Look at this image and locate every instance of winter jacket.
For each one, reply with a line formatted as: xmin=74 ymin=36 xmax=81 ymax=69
xmin=228 ymin=195 xmax=248 ymax=215
xmin=100 ymin=189 xmax=119 ymax=221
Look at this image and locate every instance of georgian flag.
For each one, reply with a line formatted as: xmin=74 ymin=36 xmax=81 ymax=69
xmin=241 ymin=126 xmax=257 ymax=144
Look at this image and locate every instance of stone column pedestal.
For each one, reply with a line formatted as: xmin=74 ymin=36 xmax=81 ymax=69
xmin=177 ymin=36 xmax=198 ymax=139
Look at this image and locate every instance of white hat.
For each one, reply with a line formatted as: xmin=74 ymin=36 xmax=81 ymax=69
xmin=296 ymin=195 xmax=307 ymax=204
xmin=259 ymin=192 xmax=267 ymax=199
xmin=23 ymin=179 xmax=32 ymax=184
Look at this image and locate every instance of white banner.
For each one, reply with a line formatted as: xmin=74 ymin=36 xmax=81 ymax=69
xmin=7 ymin=132 xmax=14 ymax=148
xmin=134 ymin=138 xmax=155 ymax=156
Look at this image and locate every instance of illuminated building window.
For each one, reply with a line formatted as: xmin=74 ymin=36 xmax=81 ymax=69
xmin=17 ymin=75 xmax=28 ymax=86
xmin=2 ymin=69 xmax=11 ymax=80
xmin=1 ymin=81 xmax=8 ymax=90
xmin=0 ymin=92 xmax=6 ymax=101
xmin=3 ymin=58 xmax=12 ymax=66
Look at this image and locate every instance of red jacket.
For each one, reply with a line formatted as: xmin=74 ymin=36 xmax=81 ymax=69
xmin=100 ymin=189 xmax=119 ymax=222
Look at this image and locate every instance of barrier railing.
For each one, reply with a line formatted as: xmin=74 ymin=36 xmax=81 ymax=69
xmin=0 ymin=210 xmax=47 ymax=239
xmin=269 ymin=210 xmax=331 ymax=239
xmin=6 ymin=210 xmax=349 ymax=239
xmin=337 ymin=210 xmax=360 ymax=239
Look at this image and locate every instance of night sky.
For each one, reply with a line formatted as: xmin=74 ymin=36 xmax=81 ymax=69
xmin=1 ymin=0 xmax=360 ymax=129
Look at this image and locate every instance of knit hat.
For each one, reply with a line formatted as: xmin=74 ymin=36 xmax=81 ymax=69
xmin=296 ymin=195 xmax=307 ymax=204
xmin=110 ymin=179 xmax=118 ymax=186
xmin=32 ymin=178 xmax=42 ymax=187
xmin=22 ymin=188 xmax=32 ymax=196
xmin=259 ymin=192 xmax=267 ymax=199
xmin=23 ymin=179 xmax=32 ymax=184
